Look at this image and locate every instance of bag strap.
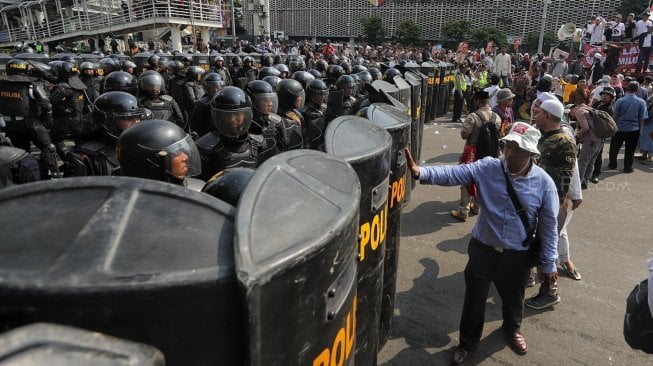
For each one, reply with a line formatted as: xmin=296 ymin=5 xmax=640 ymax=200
xmin=501 ymin=162 xmax=536 ymax=247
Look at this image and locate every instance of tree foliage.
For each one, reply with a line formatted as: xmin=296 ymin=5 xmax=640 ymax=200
xmin=441 ymin=20 xmax=472 ymax=49
xmin=361 ymin=16 xmax=387 ymax=46
xmin=616 ymin=0 xmax=649 ymax=18
xmin=395 ymin=19 xmax=422 ymax=47
xmin=525 ymin=31 xmax=557 ymax=55
xmin=470 ymin=27 xmax=508 ymax=50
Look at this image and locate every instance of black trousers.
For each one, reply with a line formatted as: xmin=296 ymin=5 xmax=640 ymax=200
xmin=453 ymin=90 xmax=464 ymax=121
xmin=459 ymin=238 xmax=531 ymax=350
xmin=608 ymin=130 xmax=640 ymax=170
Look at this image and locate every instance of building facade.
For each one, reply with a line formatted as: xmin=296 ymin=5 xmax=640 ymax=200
xmin=243 ymin=0 xmax=622 ymax=43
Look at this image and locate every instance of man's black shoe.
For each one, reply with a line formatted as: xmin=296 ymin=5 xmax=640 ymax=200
xmin=623 ymin=167 xmax=634 ymax=173
xmin=590 ymin=176 xmax=600 ymax=184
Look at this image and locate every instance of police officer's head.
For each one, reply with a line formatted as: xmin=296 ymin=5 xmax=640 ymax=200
xmin=243 ymin=56 xmax=255 ymax=69
xmin=288 ymin=56 xmax=304 ymax=73
xmin=306 ymin=79 xmax=329 ymax=107
xmin=79 ymin=62 xmax=96 ymax=77
xmin=274 ymin=63 xmax=290 ymax=79
xmin=98 ymin=57 xmax=121 ymax=76
xmin=202 ymin=167 xmax=255 ymax=206
xmin=383 ymin=68 xmax=402 ymax=84
xmin=262 ymin=75 xmax=281 ymax=89
xmin=6 ymin=59 xmax=30 ymax=76
xmin=139 ymin=72 xmax=165 ymax=98
xmin=203 ymin=72 xmax=225 ymax=97
xmin=93 ymin=91 xmax=145 ymax=139
xmin=121 ymin=60 xmax=137 ymax=75
xmin=246 ymin=80 xmax=278 ymax=121
xmin=368 ymin=67 xmax=382 ymax=81
xmin=104 ymin=71 xmax=138 ymax=96
xmin=291 ymin=70 xmax=315 ymax=89
xmin=315 ymin=60 xmax=328 ymax=73
xmin=165 ymin=60 xmax=184 ymax=76
xmin=210 ymin=86 xmax=253 ymax=139
xmin=213 ymin=55 xmax=225 ymax=68
xmin=185 ymin=65 xmax=205 ymax=82
xmin=259 ymin=66 xmax=281 ymax=79
xmin=231 ymin=56 xmax=242 ymax=68
xmin=276 ymin=78 xmax=305 ymax=111
xmin=336 ymin=75 xmax=357 ymax=98
xmin=50 ymin=61 xmax=77 ymax=82
xmin=148 ymin=54 xmax=160 ymax=70
xmin=262 ymin=55 xmax=274 ymax=67
xmin=117 ymin=119 xmax=201 ymax=183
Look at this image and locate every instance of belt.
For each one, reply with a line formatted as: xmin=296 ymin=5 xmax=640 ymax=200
xmin=471 ymin=237 xmax=523 ymax=254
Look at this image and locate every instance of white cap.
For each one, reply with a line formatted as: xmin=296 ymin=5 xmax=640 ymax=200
xmin=594 ymin=52 xmax=602 ymax=59
xmin=540 ymin=99 xmax=565 ymax=119
xmin=501 ymin=122 xmax=541 ymax=155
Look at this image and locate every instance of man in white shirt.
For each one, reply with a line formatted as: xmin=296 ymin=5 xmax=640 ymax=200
xmin=635 ymin=12 xmax=653 ymax=74
xmin=609 ymin=14 xmax=626 ymax=41
xmin=590 ymin=16 xmax=607 ymax=45
xmin=493 ymin=47 xmax=512 ymax=87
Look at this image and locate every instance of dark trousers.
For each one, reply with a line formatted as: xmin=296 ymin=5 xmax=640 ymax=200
xmin=453 ymin=90 xmax=464 ymax=121
xmin=608 ymin=130 xmax=640 ymax=170
xmin=592 ymin=144 xmax=604 ymax=178
xmin=636 ymin=47 xmax=652 ymax=74
xmin=459 ymin=238 xmax=531 ymax=350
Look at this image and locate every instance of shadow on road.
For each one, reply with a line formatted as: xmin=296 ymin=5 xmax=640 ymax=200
xmin=401 ymin=200 xmax=461 ymax=236
xmin=424 ymin=152 xmax=460 ymax=165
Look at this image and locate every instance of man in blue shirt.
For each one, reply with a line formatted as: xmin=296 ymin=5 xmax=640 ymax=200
xmin=405 ymin=122 xmax=559 ymax=364
xmin=609 ymin=81 xmax=648 ymax=173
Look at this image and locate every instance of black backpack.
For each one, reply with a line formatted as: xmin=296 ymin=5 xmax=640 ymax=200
xmin=624 ymin=279 xmax=653 ymax=354
xmin=474 ymin=111 xmax=500 ymax=159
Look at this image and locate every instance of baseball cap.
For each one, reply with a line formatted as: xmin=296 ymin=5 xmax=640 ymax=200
xmin=501 ymin=122 xmax=541 ymax=155
xmin=540 ymin=99 xmax=565 ymax=119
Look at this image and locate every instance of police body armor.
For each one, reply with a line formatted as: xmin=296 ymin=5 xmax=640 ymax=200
xmin=0 ymin=144 xmax=40 ymax=187
xmin=189 ymin=94 xmax=213 ymax=137
xmin=299 ymin=103 xmax=327 ymax=150
xmin=0 ymin=75 xmax=38 ymax=117
xmin=365 ymin=103 xmax=411 ymax=350
xmin=325 ymin=116 xmax=392 ymax=366
xmin=196 ymin=131 xmax=266 ymax=180
xmin=279 ymin=110 xmax=304 ymax=150
xmin=249 ymin=112 xmax=286 ymax=158
xmin=139 ymin=95 xmax=184 ymax=127
xmin=182 ymin=80 xmax=205 ymax=115
xmin=212 ymin=66 xmax=232 ymax=86
xmin=342 ymin=95 xmax=358 ymax=116
xmin=80 ymin=76 xmax=100 ymax=103
xmin=51 ymin=77 xmax=87 ymax=130
xmin=64 ymin=139 xmax=120 ymax=177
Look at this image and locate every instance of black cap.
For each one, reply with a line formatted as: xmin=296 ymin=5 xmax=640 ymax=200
xmin=474 ymin=90 xmax=489 ymax=100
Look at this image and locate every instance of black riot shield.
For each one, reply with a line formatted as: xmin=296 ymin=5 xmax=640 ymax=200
xmin=326 ymin=89 xmax=344 ymax=123
xmin=365 ymin=103 xmax=410 ymax=350
xmin=421 ymin=62 xmax=436 ymax=121
xmin=437 ymin=62 xmax=448 ymax=117
xmin=372 ymin=80 xmax=399 ymax=101
xmin=79 ymin=53 xmax=103 ymax=64
xmin=235 ymin=150 xmax=360 ymax=366
xmin=0 ymin=323 xmax=165 ymax=366
xmin=392 ymin=75 xmax=411 ymax=112
xmin=157 ymin=52 xmax=173 ymax=65
xmin=13 ymin=53 xmax=50 ymax=64
xmin=0 ymin=177 xmax=242 ymax=366
xmin=193 ymin=54 xmax=211 ymax=72
xmin=404 ymin=72 xmax=422 ymax=162
xmin=0 ymin=53 xmax=11 ymax=76
xmin=133 ymin=52 xmax=152 ymax=74
xmin=325 ymin=116 xmax=392 ymax=366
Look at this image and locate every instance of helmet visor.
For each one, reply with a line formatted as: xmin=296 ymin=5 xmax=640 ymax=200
xmin=211 ymin=107 xmax=253 ymax=138
xmin=310 ymin=89 xmax=328 ymax=105
xmin=252 ymin=93 xmax=278 ymax=114
xmin=164 ymin=134 xmax=202 ymax=179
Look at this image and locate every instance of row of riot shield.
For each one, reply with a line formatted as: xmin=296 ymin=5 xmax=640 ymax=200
xmin=0 ymin=82 xmax=417 ymax=366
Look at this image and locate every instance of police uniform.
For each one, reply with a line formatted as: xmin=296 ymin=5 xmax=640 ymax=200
xmin=50 ymin=76 xmax=88 ymax=145
xmin=278 ymin=109 xmax=304 ymax=150
xmin=64 ymin=131 xmax=121 ymax=177
xmin=299 ymin=102 xmax=327 ymax=150
xmin=181 ymin=79 xmax=205 ymax=119
xmin=138 ymin=94 xmax=185 ymax=128
xmin=196 ymin=131 xmax=273 ymax=180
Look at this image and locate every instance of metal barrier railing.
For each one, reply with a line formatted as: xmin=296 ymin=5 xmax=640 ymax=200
xmin=1 ymin=0 xmax=228 ymax=44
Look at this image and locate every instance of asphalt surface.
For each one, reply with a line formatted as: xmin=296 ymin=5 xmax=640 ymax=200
xmin=377 ymin=116 xmax=653 ymax=366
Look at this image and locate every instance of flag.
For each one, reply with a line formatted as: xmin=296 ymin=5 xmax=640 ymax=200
xmin=369 ymin=0 xmax=385 ymax=6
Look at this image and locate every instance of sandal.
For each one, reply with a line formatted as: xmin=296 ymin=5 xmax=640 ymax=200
xmin=560 ymin=262 xmax=582 ymax=281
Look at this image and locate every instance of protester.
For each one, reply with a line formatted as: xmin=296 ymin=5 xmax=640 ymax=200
xmin=609 ymin=81 xmax=648 ymax=173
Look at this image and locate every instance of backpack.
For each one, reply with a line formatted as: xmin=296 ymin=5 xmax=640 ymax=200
xmin=474 ymin=112 xmax=500 ymax=159
xmin=624 ymin=279 xmax=653 ymax=353
xmin=588 ymin=108 xmax=617 ymax=138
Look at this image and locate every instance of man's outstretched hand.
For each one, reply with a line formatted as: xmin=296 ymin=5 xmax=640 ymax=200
xmin=404 ymin=147 xmax=420 ymax=179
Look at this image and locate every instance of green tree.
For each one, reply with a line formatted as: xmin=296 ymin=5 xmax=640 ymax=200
xmin=441 ymin=20 xmax=472 ymax=49
xmin=361 ymin=16 xmax=386 ymax=46
xmin=470 ymin=27 xmax=508 ymax=50
xmin=395 ymin=19 xmax=422 ymax=46
xmin=616 ymin=0 xmax=649 ymax=18
xmin=525 ymin=31 xmax=557 ymax=55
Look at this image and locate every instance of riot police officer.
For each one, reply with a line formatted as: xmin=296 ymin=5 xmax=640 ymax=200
xmin=235 ymin=56 xmax=258 ymax=81
xmin=79 ymin=61 xmax=100 ymax=103
xmin=0 ymin=60 xmax=58 ymax=179
xmin=166 ymin=60 xmax=186 ymax=104
xmin=245 ymin=80 xmax=285 ymax=154
xmin=180 ymin=66 xmax=206 ymax=125
xmin=102 ymin=70 xmax=138 ymax=96
xmin=63 ymin=91 xmax=144 ymax=177
xmin=229 ymin=56 xmax=243 ymax=80
xmin=195 ymin=86 xmax=274 ymax=180
xmin=274 ymin=63 xmax=290 ymax=79
xmin=49 ymin=61 xmax=88 ymax=157
xmin=211 ymin=55 xmax=232 ymax=86
xmin=190 ymin=72 xmax=225 ymax=137
xmin=276 ymin=79 xmax=305 ymax=150
xmin=138 ymin=72 xmax=185 ymax=127
xmin=335 ymin=75 xmax=358 ymax=116
xmin=299 ymin=79 xmax=329 ymax=150
xmin=117 ymin=119 xmax=203 ymax=189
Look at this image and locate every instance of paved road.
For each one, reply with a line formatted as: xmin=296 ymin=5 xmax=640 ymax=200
xmin=377 ymin=118 xmax=653 ymax=365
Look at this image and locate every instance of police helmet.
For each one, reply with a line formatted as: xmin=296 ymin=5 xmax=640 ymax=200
xmin=231 ymin=56 xmax=242 ymax=67
xmin=165 ymin=60 xmax=184 ymax=75
xmin=273 ymin=54 xmax=284 ymax=65
xmin=92 ymin=91 xmax=145 ymax=139
xmin=259 ymin=66 xmax=281 ymax=79
xmin=97 ymin=57 xmax=121 ymax=76
xmin=210 ymin=86 xmax=253 ymax=139
xmin=139 ymin=73 xmax=165 ymax=97
xmin=117 ymin=119 xmax=201 ymax=182
xmin=276 ymin=78 xmax=305 ymax=111
xmin=103 ymin=71 xmax=138 ymax=96
xmin=288 ymin=56 xmax=304 ymax=73
xmin=212 ymin=55 xmax=225 ymax=66
xmin=148 ymin=54 xmax=160 ymax=69
xmin=262 ymin=75 xmax=282 ymax=88
xmin=291 ymin=70 xmax=315 ymax=89
xmin=339 ymin=61 xmax=352 ymax=75
xmin=352 ymin=64 xmax=368 ymax=74
xmin=306 ymin=79 xmax=329 ymax=106
xmin=274 ymin=63 xmax=290 ymax=78
xmin=336 ymin=75 xmax=357 ymax=97
xmin=307 ymin=69 xmax=322 ymax=79
xmin=186 ymin=65 xmax=205 ymax=81
xmin=262 ymin=55 xmax=274 ymax=67
xmin=122 ymin=60 xmax=137 ymax=74
xmin=202 ymin=167 xmax=255 ymax=206
xmin=203 ymin=72 xmax=225 ymax=96
xmin=383 ymin=68 xmax=402 ymax=83
xmin=246 ymin=80 xmax=279 ymax=117
xmin=368 ymin=67 xmax=382 ymax=81
xmin=50 ymin=61 xmax=77 ymax=81
xmin=358 ymin=70 xmax=373 ymax=84
xmin=243 ymin=56 xmax=255 ymax=67
xmin=328 ymin=54 xmax=338 ymax=65
xmin=315 ymin=60 xmax=328 ymax=73
xmin=6 ymin=59 xmax=29 ymax=76
xmin=327 ymin=64 xmax=345 ymax=83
